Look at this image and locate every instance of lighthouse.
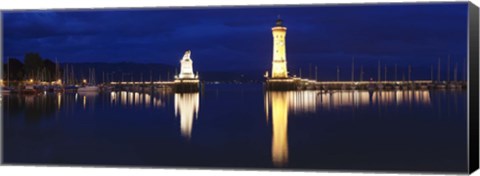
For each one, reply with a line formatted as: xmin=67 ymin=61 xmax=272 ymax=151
xmin=174 ymin=50 xmax=200 ymax=92
xmin=177 ymin=50 xmax=197 ymax=79
xmin=266 ymin=17 xmax=296 ymax=91
xmin=271 ymin=17 xmax=288 ymax=79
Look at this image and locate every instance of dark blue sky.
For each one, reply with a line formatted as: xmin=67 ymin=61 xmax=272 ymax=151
xmin=2 ymin=2 xmax=468 ymax=80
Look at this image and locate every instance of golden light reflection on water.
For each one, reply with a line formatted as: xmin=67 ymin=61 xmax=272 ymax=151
xmin=110 ymin=91 xmax=163 ymax=108
xmin=83 ymin=95 xmax=87 ymax=109
xmin=128 ymin=92 xmax=133 ymax=106
xmin=372 ymin=90 xmax=431 ymax=106
xmin=57 ymin=93 xmax=62 ymax=110
xmin=270 ymin=90 xmax=431 ymax=114
xmin=145 ymin=93 xmax=151 ymax=108
xmin=110 ymin=91 xmax=116 ymax=103
xmin=264 ymin=90 xmax=432 ymax=167
xmin=77 ymin=92 xmax=98 ymax=110
xmin=110 ymin=91 xmax=200 ymax=139
xmin=174 ymin=93 xmax=200 ymax=140
xmin=269 ymin=91 xmax=289 ymax=167
xmin=25 ymin=95 xmax=34 ymax=106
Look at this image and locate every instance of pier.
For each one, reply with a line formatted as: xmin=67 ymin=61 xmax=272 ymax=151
xmin=110 ymin=50 xmax=200 ymax=93
xmin=264 ymin=18 xmax=466 ymax=91
xmin=266 ymin=78 xmax=465 ymax=91
xmin=100 ymin=81 xmax=174 ymax=93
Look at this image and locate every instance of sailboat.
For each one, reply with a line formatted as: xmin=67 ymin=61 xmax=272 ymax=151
xmin=350 ymin=57 xmax=356 ymax=90
xmin=78 ymin=68 xmax=100 ymax=92
xmin=1 ymin=87 xmax=11 ymax=94
xmin=0 ymin=80 xmax=11 ymax=94
xmin=55 ymin=59 xmax=63 ymax=92
xmin=77 ymin=85 xmax=99 ymax=92
xmin=22 ymin=79 xmax=37 ymax=94
xmin=1 ymin=60 xmax=11 ymax=93
xmin=63 ymin=64 xmax=78 ymax=92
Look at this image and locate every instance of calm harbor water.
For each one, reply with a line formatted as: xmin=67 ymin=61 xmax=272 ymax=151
xmin=2 ymin=84 xmax=467 ymax=172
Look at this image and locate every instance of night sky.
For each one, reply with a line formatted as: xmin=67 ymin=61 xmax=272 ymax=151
xmin=2 ymin=2 xmax=469 ymax=80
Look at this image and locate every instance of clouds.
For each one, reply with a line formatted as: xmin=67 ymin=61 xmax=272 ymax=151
xmin=2 ymin=3 xmax=468 ymax=74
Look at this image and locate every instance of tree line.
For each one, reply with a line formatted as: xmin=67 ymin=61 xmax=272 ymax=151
xmin=3 ymin=52 xmax=61 ymax=82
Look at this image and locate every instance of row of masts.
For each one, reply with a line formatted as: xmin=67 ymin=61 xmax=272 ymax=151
xmin=296 ymin=56 xmax=466 ymax=83
xmin=62 ymin=64 xmax=76 ymax=85
xmin=3 ymin=55 xmax=467 ymax=86
xmin=64 ymin=69 xmax=174 ymax=85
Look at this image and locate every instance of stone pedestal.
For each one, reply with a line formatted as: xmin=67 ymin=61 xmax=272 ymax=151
xmin=266 ymin=78 xmax=297 ymax=91
xmin=174 ymin=79 xmax=199 ymax=93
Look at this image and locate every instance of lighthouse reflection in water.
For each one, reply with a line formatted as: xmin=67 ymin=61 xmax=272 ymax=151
xmin=174 ymin=93 xmax=200 ymax=140
xmin=264 ymin=90 xmax=433 ymax=166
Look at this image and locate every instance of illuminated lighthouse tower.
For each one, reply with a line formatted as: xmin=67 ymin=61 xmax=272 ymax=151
xmin=271 ymin=17 xmax=288 ymax=79
xmin=174 ymin=50 xmax=199 ymax=92
xmin=266 ymin=17 xmax=296 ymax=90
xmin=177 ymin=50 xmax=197 ymax=79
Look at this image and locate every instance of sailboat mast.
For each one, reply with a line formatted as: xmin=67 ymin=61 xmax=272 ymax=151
xmin=447 ymin=55 xmax=450 ymax=82
xmin=360 ymin=65 xmax=364 ymax=82
xmin=408 ymin=65 xmax=412 ymax=82
xmin=65 ymin=64 xmax=68 ymax=84
xmin=336 ymin=66 xmax=340 ymax=81
xmin=377 ymin=60 xmax=381 ymax=82
xmin=7 ymin=57 xmax=10 ymax=86
xmin=89 ymin=68 xmax=91 ymax=84
xmin=55 ymin=58 xmax=58 ymax=80
xmin=384 ymin=64 xmax=387 ymax=81
xmin=454 ymin=62 xmax=458 ymax=82
xmin=437 ymin=58 xmax=441 ymax=82
xmin=309 ymin=64 xmax=312 ymax=80
xmin=351 ymin=57 xmax=355 ymax=82
xmin=394 ymin=64 xmax=397 ymax=81
xmin=430 ymin=65 xmax=433 ymax=81
xmin=70 ymin=65 xmax=77 ymax=84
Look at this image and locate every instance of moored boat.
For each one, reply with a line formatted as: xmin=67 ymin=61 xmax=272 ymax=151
xmin=376 ymin=84 xmax=384 ymax=90
xmin=447 ymin=83 xmax=459 ymax=90
xmin=1 ymin=86 xmax=12 ymax=94
xmin=54 ymin=86 xmax=64 ymax=92
xmin=419 ymin=85 xmax=429 ymax=89
xmin=77 ymin=85 xmax=100 ymax=92
xmin=64 ymin=85 xmax=78 ymax=93
xmin=101 ymin=85 xmax=113 ymax=92
xmin=436 ymin=84 xmax=446 ymax=89
xmin=22 ymin=85 xmax=37 ymax=94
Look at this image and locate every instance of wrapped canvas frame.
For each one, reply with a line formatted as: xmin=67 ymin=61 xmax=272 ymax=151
xmin=468 ymin=2 xmax=479 ymax=174
xmin=0 ymin=1 xmax=479 ymax=174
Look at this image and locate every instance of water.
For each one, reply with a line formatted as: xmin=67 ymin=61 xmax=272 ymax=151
xmin=2 ymin=84 xmax=467 ymax=173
